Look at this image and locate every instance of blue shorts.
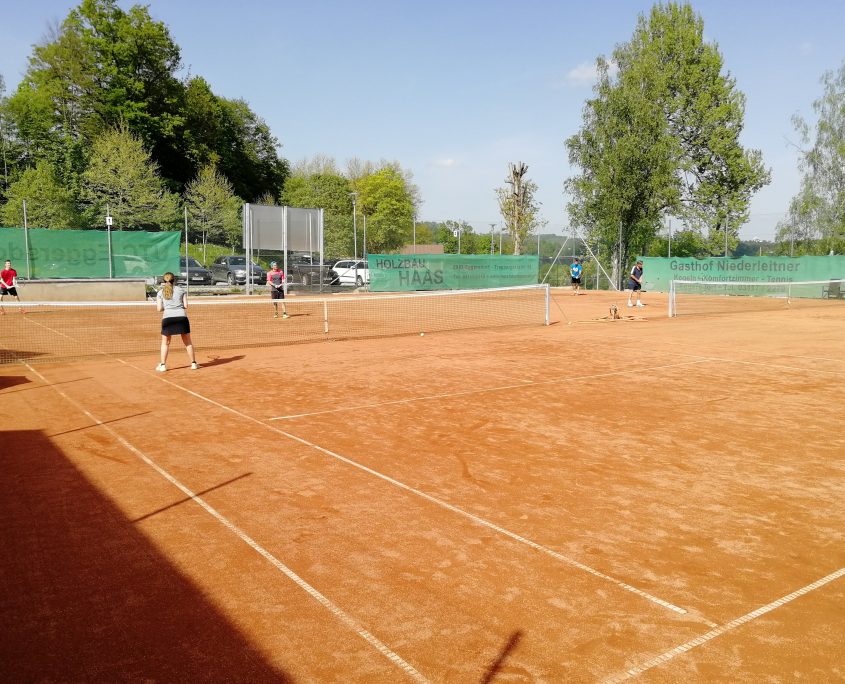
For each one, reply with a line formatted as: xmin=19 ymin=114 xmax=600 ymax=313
xmin=628 ymin=280 xmax=641 ymax=291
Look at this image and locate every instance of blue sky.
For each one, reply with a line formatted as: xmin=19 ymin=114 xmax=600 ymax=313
xmin=2 ymin=0 xmax=844 ymax=239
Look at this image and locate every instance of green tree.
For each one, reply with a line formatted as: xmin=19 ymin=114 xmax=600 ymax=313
xmin=566 ymin=3 xmax=769 ymax=281
xmin=1 ymin=161 xmax=80 ymax=228
xmin=647 ymin=229 xmax=707 ymax=257
xmin=4 ymin=1 xmax=288 ymax=201
xmin=355 ymin=167 xmax=416 ymax=253
xmin=776 ymin=61 xmax=845 ymax=255
xmin=283 ymin=173 xmax=354 ymax=258
xmin=0 ymin=73 xmax=10 ymax=189
xmin=184 ymin=165 xmax=242 ymax=257
xmin=3 ymin=1 xmax=182 ymax=186
xmin=80 ymin=125 xmax=179 ymax=229
xmin=496 ymin=162 xmax=545 ymax=255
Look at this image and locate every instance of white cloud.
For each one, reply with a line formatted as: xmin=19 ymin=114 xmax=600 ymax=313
xmin=561 ymin=60 xmax=618 ymax=87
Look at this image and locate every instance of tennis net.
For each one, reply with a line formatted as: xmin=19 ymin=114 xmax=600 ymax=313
xmin=0 ymin=284 xmax=550 ymax=364
xmin=669 ymin=279 xmax=845 ymax=317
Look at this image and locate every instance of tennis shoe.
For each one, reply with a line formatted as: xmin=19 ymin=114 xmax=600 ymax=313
xmin=627 ymin=301 xmax=633 ymax=308
xmin=273 ymin=313 xmax=278 ymax=319
xmin=636 ymin=302 xmax=645 ymax=307
xmin=282 ymin=313 xmax=289 ymax=319
xmin=191 ymin=362 xmax=199 ymax=370
xmin=155 ymin=363 xmax=166 ymax=372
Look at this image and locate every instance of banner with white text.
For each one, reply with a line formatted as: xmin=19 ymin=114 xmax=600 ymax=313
xmin=369 ymin=254 xmax=539 ymax=291
xmin=642 ymin=256 xmax=845 ymax=292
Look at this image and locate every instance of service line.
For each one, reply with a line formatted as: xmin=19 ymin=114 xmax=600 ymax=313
xmin=118 ymin=357 xmax=690 ymax=617
xmin=602 ymin=566 xmax=845 ymax=683
xmin=22 ymin=316 xmax=692 ymax=616
xmin=269 ymin=359 xmax=710 ymax=421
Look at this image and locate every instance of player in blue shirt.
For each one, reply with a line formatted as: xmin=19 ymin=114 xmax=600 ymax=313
xmin=570 ymin=258 xmax=583 ymax=295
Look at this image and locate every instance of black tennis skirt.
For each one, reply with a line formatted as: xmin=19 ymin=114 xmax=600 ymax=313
xmin=161 ymin=316 xmax=191 ymax=336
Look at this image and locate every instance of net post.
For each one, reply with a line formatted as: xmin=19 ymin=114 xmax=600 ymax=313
xmin=543 ymin=283 xmax=550 ymax=325
xmin=668 ymin=279 xmax=675 ymax=318
xmin=323 ymin=300 xmax=329 ymax=334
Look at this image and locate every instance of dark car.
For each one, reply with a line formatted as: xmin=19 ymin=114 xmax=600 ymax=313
xmin=177 ymin=257 xmax=213 ymax=285
xmin=285 ymin=253 xmax=336 ymax=286
xmin=211 ymin=255 xmax=266 ymax=285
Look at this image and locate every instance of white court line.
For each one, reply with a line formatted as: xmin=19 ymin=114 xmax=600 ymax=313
xmin=115 ymin=357 xmax=689 ymax=617
xmin=602 ymin=567 xmax=845 ymax=683
xmin=23 ymin=361 xmax=428 ymax=684
xmin=23 ymin=315 xmax=691 ymax=615
xmin=269 ymin=359 xmax=710 ymax=421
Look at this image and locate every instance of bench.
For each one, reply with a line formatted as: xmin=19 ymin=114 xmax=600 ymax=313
xmin=822 ymin=280 xmax=845 ymax=299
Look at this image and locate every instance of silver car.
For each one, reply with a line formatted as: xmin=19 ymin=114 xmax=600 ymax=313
xmin=211 ymin=255 xmax=265 ymax=285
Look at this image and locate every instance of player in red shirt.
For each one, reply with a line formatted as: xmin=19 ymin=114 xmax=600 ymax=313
xmin=266 ymin=261 xmax=288 ymax=319
xmin=0 ymin=260 xmax=25 ymax=314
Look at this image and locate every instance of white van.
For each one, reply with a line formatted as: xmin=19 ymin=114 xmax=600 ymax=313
xmin=331 ymin=259 xmax=369 ymax=286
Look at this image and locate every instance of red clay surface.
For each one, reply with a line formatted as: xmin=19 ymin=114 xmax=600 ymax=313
xmin=2 ymin=288 xmax=844 ymax=682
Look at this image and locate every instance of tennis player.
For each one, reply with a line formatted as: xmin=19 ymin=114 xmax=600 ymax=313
xmin=0 ymin=259 xmax=26 ymax=314
xmin=155 ymin=272 xmax=198 ymax=371
xmin=570 ymin=257 xmax=583 ymax=295
xmin=627 ymin=260 xmax=645 ymax=307
xmin=267 ymin=261 xmax=288 ymax=319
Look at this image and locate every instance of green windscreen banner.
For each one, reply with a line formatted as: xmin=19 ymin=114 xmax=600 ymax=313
xmin=368 ymin=254 xmax=539 ymax=291
xmin=642 ymin=256 xmax=845 ymax=292
xmin=0 ymin=227 xmax=181 ymax=279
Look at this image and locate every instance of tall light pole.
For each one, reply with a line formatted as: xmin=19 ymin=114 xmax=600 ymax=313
xmin=666 ymin=216 xmax=672 ymax=258
xmin=413 ymin=211 xmax=417 ymax=254
xmin=490 ymin=223 xmax=495 ymax=255
xmin=349 ymin=192 xmax=358 ymax=259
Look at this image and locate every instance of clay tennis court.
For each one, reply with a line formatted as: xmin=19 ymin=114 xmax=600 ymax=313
xmin=2 ymin=288 xmax=844 ymax=682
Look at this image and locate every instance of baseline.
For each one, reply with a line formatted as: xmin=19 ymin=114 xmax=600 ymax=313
xmin=602 ymin=567 xmax=845 ymax=683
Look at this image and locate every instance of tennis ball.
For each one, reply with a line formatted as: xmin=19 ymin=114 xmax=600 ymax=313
xmin=420 ymin=332 xmax=425 ymax=336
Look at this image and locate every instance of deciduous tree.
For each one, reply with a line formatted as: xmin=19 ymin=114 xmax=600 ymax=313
xmin=355 ymin=167 xmax=416 ymax=254
xmin=0 ymin=161 xmax=80 ymax=228
xmin=184 ymin=165 xmax=242 ymax=257
xmin=496 ymin=162 xmax=545 ymax=255
xmin=566 ymin=2 xmax=769 ymax=280
xmin=776 ymin=61 xmax=845 ymax=255
xmin=80 ymin=125 xmax=179 ymax=229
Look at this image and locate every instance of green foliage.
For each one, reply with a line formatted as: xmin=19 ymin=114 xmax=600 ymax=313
xmin=0 ymin=0 xmax=288 ymax=210
xmin=776 ymin=61 xmax=845 ymax=255
xmin=412 ymin=222 xmax=434 ymax=245
xmin=185 ymin=241 xmax=232 ymax=267
xmin=566 ymin=2 xmax=770 ymax=279
xmin=496 ymin=163 xmax=545 ymax=255
xmin=647 ymin=229 xmax=707 ymax=257
xmin=184 ymin=165 xmax=242 ymax=251
xmin=355 ymin=167 xmax=416 ymax=253
xmin=283 ymin=173 xmax=353 ymax=258
xmin=80 ymin=125 xmax=179 ymax=229
xmin=1 ymin=161 xmax=81 ymax=228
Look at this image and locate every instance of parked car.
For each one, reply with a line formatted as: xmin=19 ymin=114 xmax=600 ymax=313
xmin=211 ymin=255 xmax=266 ymax=285
xmin=177 ymin=257 xmax=213 ymax=285
xmin=331 ymin=259 xmax=370 ymax=286
xmin=284 ymin=253 xmax=336 ymax=286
